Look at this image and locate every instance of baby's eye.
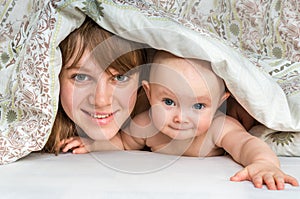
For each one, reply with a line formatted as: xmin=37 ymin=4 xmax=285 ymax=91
xmin=113 ymin=74 xmax=129 ymax=82
xmin=163 ymin=98 xmax=175 ymax=106
xmin=192 ymin=103 xmax=205 ymax=110
xmin=74 ymin=74 xmax=90 ymax=82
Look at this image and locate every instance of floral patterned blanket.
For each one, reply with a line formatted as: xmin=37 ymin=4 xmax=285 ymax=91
xmin=0 ymin=0 xmax=299 ymax=164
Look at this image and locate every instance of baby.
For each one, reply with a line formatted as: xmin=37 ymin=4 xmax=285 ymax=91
xmin=121 ymin=51 xmax=299 ymax=190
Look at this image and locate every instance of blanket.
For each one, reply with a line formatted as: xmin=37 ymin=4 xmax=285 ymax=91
xmin=0 ymin=0 xmax=299 ymax=164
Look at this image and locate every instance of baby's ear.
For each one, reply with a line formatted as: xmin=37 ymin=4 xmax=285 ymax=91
xmin=142 ymin=80 xmax=151 ymax=100
xmin=219 ymin=92 xmax=230 ymax=107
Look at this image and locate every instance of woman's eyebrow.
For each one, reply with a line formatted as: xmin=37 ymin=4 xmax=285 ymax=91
xmin=65 ymin=65 xmax=80 ymax=70
xmin=65 ymin=65 xmax=91 ymax=74
xmin=115 ymin=67 xmax=140 ymax=75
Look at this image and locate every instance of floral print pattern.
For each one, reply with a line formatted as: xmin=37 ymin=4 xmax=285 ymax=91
xmin=0 ymin=0 xmax=58 ymax=164
xmin=1 ymin=0 xmax=299 ymax=164
xmin=112 ymin=0 xmax=300 ymax=97
xmin=266 ymin=131 xmax=295 ymax=147
xmin=106 ymin=0 xmax=300 ymax=151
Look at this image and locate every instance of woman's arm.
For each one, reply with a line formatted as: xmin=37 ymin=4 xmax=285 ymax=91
xmin=226 ymin=96 xmax=259 ymax=131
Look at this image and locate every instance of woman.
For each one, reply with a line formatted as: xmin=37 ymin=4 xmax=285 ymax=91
xmin=42 ymin=16 xmax=148 ymax=154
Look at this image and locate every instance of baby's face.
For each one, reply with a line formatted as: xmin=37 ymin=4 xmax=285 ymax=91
xmin=145 ymin=53 xmax=225 ymax=139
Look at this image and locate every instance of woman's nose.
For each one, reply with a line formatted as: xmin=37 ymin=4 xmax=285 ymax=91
xmin=88 ymin=76 xmax=112 ymax=107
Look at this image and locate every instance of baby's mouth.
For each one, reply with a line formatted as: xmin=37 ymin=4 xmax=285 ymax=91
xmin=169 ymin=125 xmax=190 ymax=131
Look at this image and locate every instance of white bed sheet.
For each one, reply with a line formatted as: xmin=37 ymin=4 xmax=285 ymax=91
xmin=0 ymin=151 xmax=299 ymax=199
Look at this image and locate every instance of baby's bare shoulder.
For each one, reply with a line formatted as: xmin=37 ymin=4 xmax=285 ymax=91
xmin=212 ymin=111 xmax=244 ymax=129
xmin=209 ymin=111 xmax=246 ymax=145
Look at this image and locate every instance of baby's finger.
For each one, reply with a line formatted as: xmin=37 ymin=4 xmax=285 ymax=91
xmin=274 ymin=175 xmax=285 ymax=190
xmin=263 ymin=174 xmax=276 ymax=190
xmin=230 ymin=168 xmax=249 ymax=182
xmin=252 ymin=175 xmax=263 ymax=189
xmin=284 ymin=175 xmax=299 ymax=187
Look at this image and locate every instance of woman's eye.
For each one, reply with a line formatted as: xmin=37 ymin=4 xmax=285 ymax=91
xmin=74 ymin=74 xmax=89 ymax=82
xmin=193 ymin=103 xmax=205 ymax=110
xmin=163 ymin=98 xmax=175 ymax=106
xmin=114 ymin=75 xmax=129 ymax=82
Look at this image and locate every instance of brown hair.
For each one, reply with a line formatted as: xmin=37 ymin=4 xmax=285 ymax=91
xmin=42 ymin=17 xmax=148 ymax=154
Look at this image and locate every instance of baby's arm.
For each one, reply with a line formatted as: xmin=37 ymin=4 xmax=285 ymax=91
xmin=60 ymin=134 xmax=124 ymax=154
xmin=215 ymin=114 xmax=298 ymax=190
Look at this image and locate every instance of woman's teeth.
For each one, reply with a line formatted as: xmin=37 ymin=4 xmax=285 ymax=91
xmin=90 ymin=113 xmax=112 ymax=119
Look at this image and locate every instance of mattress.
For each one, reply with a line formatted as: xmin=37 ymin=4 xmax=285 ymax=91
xmin=0 ymin=151 xmax=299 ymax=198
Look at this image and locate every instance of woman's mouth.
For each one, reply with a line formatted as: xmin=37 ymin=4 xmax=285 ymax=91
xmin=90 ymin=112 xmax=113 ymax=119
xmin=82 ymin=110 xmax=116 ymax=125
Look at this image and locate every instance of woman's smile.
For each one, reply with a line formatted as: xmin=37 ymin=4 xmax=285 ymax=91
xmin=82 ymin=109 xmax=118 ymax=125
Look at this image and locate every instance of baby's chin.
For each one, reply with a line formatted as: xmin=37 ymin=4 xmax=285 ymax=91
xmin=163 ymin=131 xmax=197 ymax=140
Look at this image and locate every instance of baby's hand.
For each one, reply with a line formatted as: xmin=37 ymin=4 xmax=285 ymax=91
xmin=230 ymin=161 xmax=299 ymax=190
xmin=60 ymin=136 xmax=93 ymax=154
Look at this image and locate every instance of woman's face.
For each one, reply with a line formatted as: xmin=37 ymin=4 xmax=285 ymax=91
xmin=59 ymin=50 xmax=139 ymax=140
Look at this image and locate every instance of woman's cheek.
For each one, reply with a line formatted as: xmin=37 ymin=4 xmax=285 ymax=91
xmin=128 ymin=92 xmax=137 ymax=112
xmin=60 ymin=84 xmax=74 ymax=119
xmin=115 ymin=79 xmax=139 ymax=113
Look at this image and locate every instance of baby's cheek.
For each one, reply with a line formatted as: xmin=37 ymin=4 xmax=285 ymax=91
xmin=150 ymin=104 xmax=167 ymax=130
xmin=195 ymin=117 xmax=212 ymax=135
